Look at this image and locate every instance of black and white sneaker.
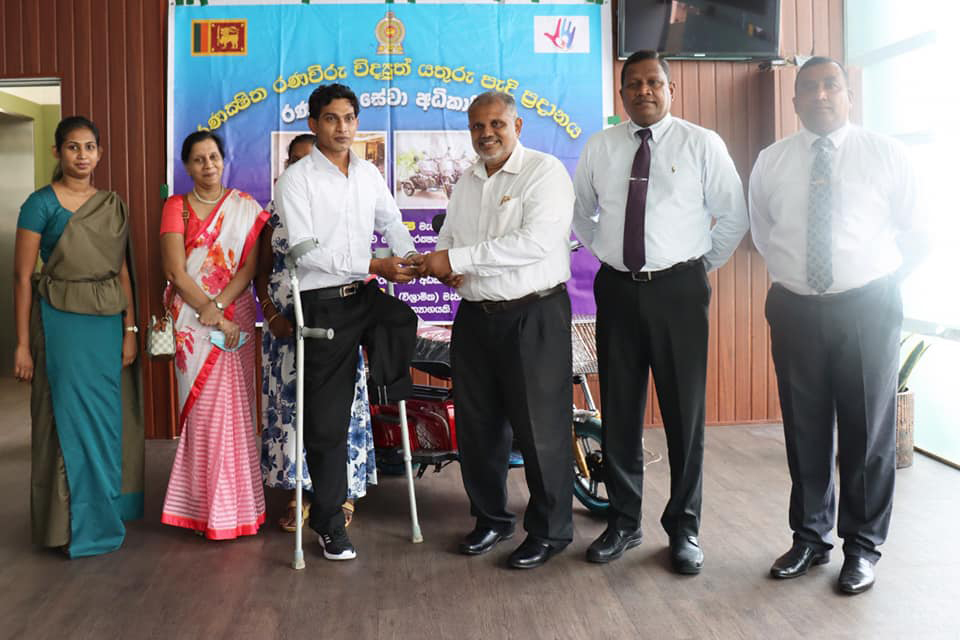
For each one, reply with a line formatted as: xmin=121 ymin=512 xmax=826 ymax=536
xmin=318 ymin=526 xmax=356 ymax=561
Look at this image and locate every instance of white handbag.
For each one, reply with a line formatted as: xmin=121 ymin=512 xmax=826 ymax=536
xmin=146 ymin=198 xmax=189 ymax=358
xmin=146 ymin=312 xmax=175 ymax=357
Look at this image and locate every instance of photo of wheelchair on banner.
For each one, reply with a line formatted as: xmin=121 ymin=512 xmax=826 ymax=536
xmin=397 ymin=156 xmax=450 ymax=198
xmin=396 ymin=151 xmax=473 ymax=200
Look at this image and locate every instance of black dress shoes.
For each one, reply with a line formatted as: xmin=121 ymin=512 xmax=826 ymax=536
xmin=838 ymin=555 xmax=876 ymax=594
xmin=586 ymin=526 xmax=643 ymax=564
xmin=508 ymin=537 xmax=562 ymax=569
xmin=458 ymin=526 xmax=513 ymax=556
xmin=670 ymin=535 xmax=704 ymax=575
xmin=769 ymin=543 xmax=830 ymax=579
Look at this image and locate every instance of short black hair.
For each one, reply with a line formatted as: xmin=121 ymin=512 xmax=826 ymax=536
xmin=55 ymin=115 xmax=100 ymax=151
xmin=287 ymin=133 xmax=316 ymax=156
xmin=621 ymin=50 xmax=671 ymax=86
xmin=308 ymin=84 xmax=360 ymax=120
xmin=795 ymin=56 xmax=849 ymax=91
xmin=181 ymin=131 xmax=225 ymax=164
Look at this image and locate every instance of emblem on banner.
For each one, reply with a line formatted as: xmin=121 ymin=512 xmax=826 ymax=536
xmin=191 ymin=20 xmax=248 ymax=56
xmin=533 ymin=16 xmax=590 ymax=54
xmin=375 ymin=11 xmax=405 ymax=55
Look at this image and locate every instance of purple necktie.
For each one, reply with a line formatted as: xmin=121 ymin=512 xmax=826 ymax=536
xmin=623 ymin=128 xmax=652 ymax=272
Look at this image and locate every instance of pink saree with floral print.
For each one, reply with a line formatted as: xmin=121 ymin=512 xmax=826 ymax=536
xmin=160 ymin=189 xmax=268 ymax=539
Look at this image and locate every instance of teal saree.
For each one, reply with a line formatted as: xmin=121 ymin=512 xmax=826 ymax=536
xmin=21 ymin=186 xmax=144 ymax=558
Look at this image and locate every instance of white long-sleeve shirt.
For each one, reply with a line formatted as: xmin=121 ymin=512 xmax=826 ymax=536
xmin=436 ymin=142 xmax=574 ymax=302
xmin=275 ymin=145 xmax=415 ymax=291
xmin=749 ymin=124 xmax=924 ymax=295
xmin=573 ymin=114 xmax=749 ymax=272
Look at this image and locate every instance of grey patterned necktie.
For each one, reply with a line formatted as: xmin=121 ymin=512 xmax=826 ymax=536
xmin=807 ymin=137 xmax=834 ymax=293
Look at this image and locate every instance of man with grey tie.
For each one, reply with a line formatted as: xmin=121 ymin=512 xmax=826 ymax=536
xmin=573 ymin=51 xmax=748 ymax=574
xmin=750 ymin=57 xmax=926 ymax=594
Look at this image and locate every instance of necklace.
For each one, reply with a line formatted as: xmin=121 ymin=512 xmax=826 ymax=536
xmin=192 ymin=185 xmax=224 ymax=205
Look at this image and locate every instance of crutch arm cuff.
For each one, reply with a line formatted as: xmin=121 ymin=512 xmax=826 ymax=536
xmin=285 ymin=239 xmax=321 ymax=270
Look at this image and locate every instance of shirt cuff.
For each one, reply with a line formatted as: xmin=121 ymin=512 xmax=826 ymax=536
xmin=353 ymin=252 xmax=373 ymax=276
xmin=447 ymin=247 xmax=473 ymax=275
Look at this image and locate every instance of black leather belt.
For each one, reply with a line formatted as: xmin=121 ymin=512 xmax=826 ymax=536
xmin=468 ymin=283 xmax=566 ymax=314
xmin=602 ymin=258 xmax=703 ymax=283
xmin=308 ymin=280 xmax=365 ymax=300
xmin=771 ymin=274 xmax=895 ymax=301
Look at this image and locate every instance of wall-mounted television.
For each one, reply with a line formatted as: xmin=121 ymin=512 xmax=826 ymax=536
xmin=619 ymin=0 xmax=780 ymax=60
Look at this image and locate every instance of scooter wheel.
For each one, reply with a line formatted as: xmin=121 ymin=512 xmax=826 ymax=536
xmin=573 ymin=417 xmax=609 ymax=516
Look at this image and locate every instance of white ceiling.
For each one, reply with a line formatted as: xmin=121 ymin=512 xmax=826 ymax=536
xmin=0 ymin=86 xmax=61 ymax=106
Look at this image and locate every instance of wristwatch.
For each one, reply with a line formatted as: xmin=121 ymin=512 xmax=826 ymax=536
xmin=212 ymin=298 xmax=226 ymax=311
xmin=125 ymin=325 xmax=139 ymax=334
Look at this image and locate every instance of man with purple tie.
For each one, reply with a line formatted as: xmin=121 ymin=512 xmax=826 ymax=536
xmin=572 ymin=51 xmax=748 ymax=574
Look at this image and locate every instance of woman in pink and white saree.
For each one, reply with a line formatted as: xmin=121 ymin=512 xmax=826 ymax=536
xmin=159 ymin=132 xmax=269 ymax=539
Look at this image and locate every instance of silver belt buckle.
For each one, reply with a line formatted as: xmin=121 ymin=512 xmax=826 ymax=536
xmin=630 ymin=271 xmax=653 ymax=282
xmin=340 ymin=282 xmax=359 ymax=297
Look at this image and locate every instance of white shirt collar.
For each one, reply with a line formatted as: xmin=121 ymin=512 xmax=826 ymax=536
xmin=309 ymin=144 xmax=360 ymax=173
xmin=471 ymin=141 xmax=526 ymax=179
xmin=800 ymin=122 xmax=851 ymax=150
xmin=627 ymin=113 xmax=673 ymax=143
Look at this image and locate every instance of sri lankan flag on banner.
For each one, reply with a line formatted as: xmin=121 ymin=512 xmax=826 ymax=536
xmin=191 ymin=20 xmax=248 ymax=56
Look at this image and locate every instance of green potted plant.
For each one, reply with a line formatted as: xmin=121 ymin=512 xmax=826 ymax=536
xmin=896 ymin=335 xmax=930 ymax=469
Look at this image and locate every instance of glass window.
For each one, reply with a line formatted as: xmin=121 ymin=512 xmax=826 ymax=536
xmin=847 ymin=1 xmax=960 ymax=465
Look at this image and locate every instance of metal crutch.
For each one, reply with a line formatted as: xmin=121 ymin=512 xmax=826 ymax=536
xmin=373 ymin=247 xmax=423 ymax=544
xmin=286 ymin=239 xmax=335 ymax=570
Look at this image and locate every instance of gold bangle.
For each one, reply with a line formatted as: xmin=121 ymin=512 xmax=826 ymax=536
xmin=266 ymin=313 xmax=279 ymax=325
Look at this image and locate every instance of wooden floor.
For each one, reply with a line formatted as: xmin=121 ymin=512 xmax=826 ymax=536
xmin=0 ymin=379 xmax=957 ymax=640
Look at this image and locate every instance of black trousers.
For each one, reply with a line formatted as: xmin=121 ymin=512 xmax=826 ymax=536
xmin=595 ymin=263 xmax=710 ymax=537
xmin=300 ymin=281 xmax=417 ymax=533
xmin=450 ymin=289 xmax=574 ymax=548
xmin=765 ymin=277 xmax=901 ymax=563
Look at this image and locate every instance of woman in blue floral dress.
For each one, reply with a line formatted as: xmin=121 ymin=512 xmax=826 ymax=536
xmin=256 ymin=134 xmax=376 ymax=531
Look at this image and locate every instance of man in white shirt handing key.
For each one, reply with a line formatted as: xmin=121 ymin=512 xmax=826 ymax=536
xmin=421 ymin=91 xmax=576 ymax=570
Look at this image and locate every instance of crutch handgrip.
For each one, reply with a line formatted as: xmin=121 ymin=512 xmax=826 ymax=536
xmin=302 ymin=327 xmax=334 ymax=340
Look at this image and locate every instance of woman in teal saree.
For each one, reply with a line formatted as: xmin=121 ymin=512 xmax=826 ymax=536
xmin=13 ymin=116 xmax=145 ymax=558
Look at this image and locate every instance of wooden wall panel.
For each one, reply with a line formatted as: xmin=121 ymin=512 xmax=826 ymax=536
xmin=2 ymin=0 xmax=173 ymax=437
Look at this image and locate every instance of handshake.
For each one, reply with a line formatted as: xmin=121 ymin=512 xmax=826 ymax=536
xmin=369 ymin=250 xmax=463 ymax=288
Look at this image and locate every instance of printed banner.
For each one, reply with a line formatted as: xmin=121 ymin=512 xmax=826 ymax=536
xmin=170 ymin=1 xmax=610 ymax=321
